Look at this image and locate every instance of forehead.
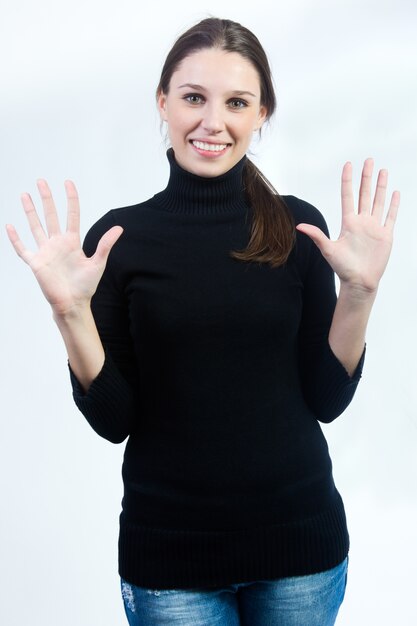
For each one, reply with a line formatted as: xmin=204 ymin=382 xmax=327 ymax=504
xmin=170 ymin=48 xmax=261 ymax=92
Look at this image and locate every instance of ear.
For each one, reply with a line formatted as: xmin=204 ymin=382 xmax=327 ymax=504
xmin=157 ymin=91 xmax=168 ymax=122
xmin=255 ymin=105 xmax=268 ymax=131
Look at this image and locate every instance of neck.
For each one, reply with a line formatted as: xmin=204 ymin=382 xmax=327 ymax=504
xmin=150 ymin=148 xmax=249 ymax=216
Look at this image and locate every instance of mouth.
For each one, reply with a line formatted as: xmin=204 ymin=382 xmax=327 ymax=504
xmin=190 ymin=140 xmax=232 ymax=157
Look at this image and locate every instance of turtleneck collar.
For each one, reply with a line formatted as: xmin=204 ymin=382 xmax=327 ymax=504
xmin=150 ymin=148 xmax=249 ymax=216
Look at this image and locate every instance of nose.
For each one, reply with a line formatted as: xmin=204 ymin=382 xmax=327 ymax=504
xmin=201 ymin=103 xmax=225 ymax=134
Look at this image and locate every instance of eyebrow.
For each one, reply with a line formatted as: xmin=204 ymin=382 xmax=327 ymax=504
xmin=177 ymin=83 xmax=257 ymax=98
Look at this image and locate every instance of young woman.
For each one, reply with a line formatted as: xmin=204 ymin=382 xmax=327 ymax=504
xmin=7 ymin=17 xmax=399 ymax=626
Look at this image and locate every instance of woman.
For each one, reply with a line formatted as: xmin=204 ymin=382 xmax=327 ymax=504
xmin=6 ymin=17 xmax=399 ymax=626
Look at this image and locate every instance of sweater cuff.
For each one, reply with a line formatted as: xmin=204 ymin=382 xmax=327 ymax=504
xmin=68 ymin=355 xmax=108 ymax=400
xmin=330 ymin=342 xmax=366 ymax=382
xmin=311 ymin=343 xmax=366 ymax=423
xmin=68 ymin=351 xmax=134 ymax=443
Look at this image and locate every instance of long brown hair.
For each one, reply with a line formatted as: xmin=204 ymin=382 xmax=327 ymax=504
xmin=156 ymin=17 xmax=295 ymax=268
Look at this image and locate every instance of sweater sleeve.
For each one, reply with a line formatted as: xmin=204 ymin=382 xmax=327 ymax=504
xmin=69 ymin=211 xmax=139 ymax=444
xmin=292 ymin=196 xmax=365 ymax=423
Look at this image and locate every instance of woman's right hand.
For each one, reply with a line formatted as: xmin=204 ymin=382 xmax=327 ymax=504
xmin=6 ymin=179 xmax=123 ymax=317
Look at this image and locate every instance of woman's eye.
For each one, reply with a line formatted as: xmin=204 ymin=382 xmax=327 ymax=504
xmin=229 ymin=99 xmax=248 ymax=109
xmin=185 ymin=94 xmax=204 ymax=104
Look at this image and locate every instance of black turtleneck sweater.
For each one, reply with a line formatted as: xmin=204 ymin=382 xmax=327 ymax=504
xmin=70 ymin=149 xmax=364 ymax=589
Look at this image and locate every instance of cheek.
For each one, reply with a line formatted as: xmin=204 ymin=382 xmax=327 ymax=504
xmin=169 ymin=111 xmax=195 ymax=133
xmin=234 ymin=112 xmax=258 ymax=133
xmin=167 ymin=121 xmax=192 ymax=147
xmin=237 ymin=119 xmax=257 ymax=141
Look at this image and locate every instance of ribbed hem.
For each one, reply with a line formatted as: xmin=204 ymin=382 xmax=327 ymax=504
xmin=68 ymin=352 xmax=134 ymax=444
xmin=118 ymin=493 xmax=349 ymax=589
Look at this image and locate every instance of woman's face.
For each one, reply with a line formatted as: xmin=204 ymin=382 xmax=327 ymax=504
xmin=157 ymin=48 xmax=268 ymax=178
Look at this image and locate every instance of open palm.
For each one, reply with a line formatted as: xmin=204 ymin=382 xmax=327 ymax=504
xmin=296 ymin=158 xmax=400 ymax=292
xmin=6 ymin=180 xmax=123 ymax=316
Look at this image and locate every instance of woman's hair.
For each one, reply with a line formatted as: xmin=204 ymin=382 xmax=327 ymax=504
xmin=156 ymin=17 xmax=295 ymax=268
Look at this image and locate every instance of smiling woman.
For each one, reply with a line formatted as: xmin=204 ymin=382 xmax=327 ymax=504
xmin=6 ymin=15 xmax=399 ymax=626
xmin=155 ymin=18 xmax=296 ymax=269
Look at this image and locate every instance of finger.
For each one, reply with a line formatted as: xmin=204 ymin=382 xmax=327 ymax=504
xmin=21 ymin=192 xmax=48 ymax=246
xmin=65 ymin=180 xmax=80 ymax=234
xmin=371 ymin=168 xmax=388 ymax=222
xmin=358 ymin=157 xmax=374 ymax=214
xmin=384 ymin=190 xmax=400 ymax=231
xmin=341 ymin=161 xmax=355 ymax=218
xmin=37 ymin=179 xmax=61 ymax=236
xmin=296 ymin=223 xmax=331 ymax=256
xmin=92 ymin=226 xmax=124 ymax=265
xmin=5 ymin=223 xmax=34 ymax=264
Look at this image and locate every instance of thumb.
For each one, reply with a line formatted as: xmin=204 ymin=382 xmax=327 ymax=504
xmin=93 ymin=225 xmax=124 ymax=265
xmin=296 ymin=223 xmax=330 ymax=255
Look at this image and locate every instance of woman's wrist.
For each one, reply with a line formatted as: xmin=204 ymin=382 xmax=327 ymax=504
xmin=52 ymin=300 xmax=93 ymax=325
xmin=338 ymin=280 xmax=378 ymax=307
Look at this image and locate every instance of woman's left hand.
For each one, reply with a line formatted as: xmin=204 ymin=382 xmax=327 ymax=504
xmin=296 ymin=158 xmax=400 ymax=293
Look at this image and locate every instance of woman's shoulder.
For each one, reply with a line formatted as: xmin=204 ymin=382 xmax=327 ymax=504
xmin=82 ymin=198 xmax=161 ymax=255
xmin=281 ymin=194 xmax=329 ymax=232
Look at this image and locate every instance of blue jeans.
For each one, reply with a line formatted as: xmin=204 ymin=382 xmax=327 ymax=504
xmin=120 ymin=557 xmax=348 ymax=625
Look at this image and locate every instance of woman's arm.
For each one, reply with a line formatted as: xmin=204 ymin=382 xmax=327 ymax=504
xmin=297 ymin=158 xmax=400 ymax=376
xmin=327 ymin=283 xmax=375 ymax=377
xmin=5 ymin=180 xmax=140 ymax=443
xmin=6 ymin=179 xmax=123 ymax=390
xmin=53 ymin=304 xmax=105 ymax=392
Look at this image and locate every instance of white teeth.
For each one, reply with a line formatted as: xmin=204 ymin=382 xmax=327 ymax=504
xmin=192 ymin=141 xmax=228 ymax=152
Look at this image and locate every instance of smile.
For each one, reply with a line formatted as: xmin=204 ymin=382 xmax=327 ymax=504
xmin=190 ymin=140 xmax=231 ymax=157
xmin=192 ymin=140 xmax=228 ymax=151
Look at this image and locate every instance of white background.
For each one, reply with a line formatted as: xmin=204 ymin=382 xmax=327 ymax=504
xmin=1 ymin=0 xmax=416 ymax=624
